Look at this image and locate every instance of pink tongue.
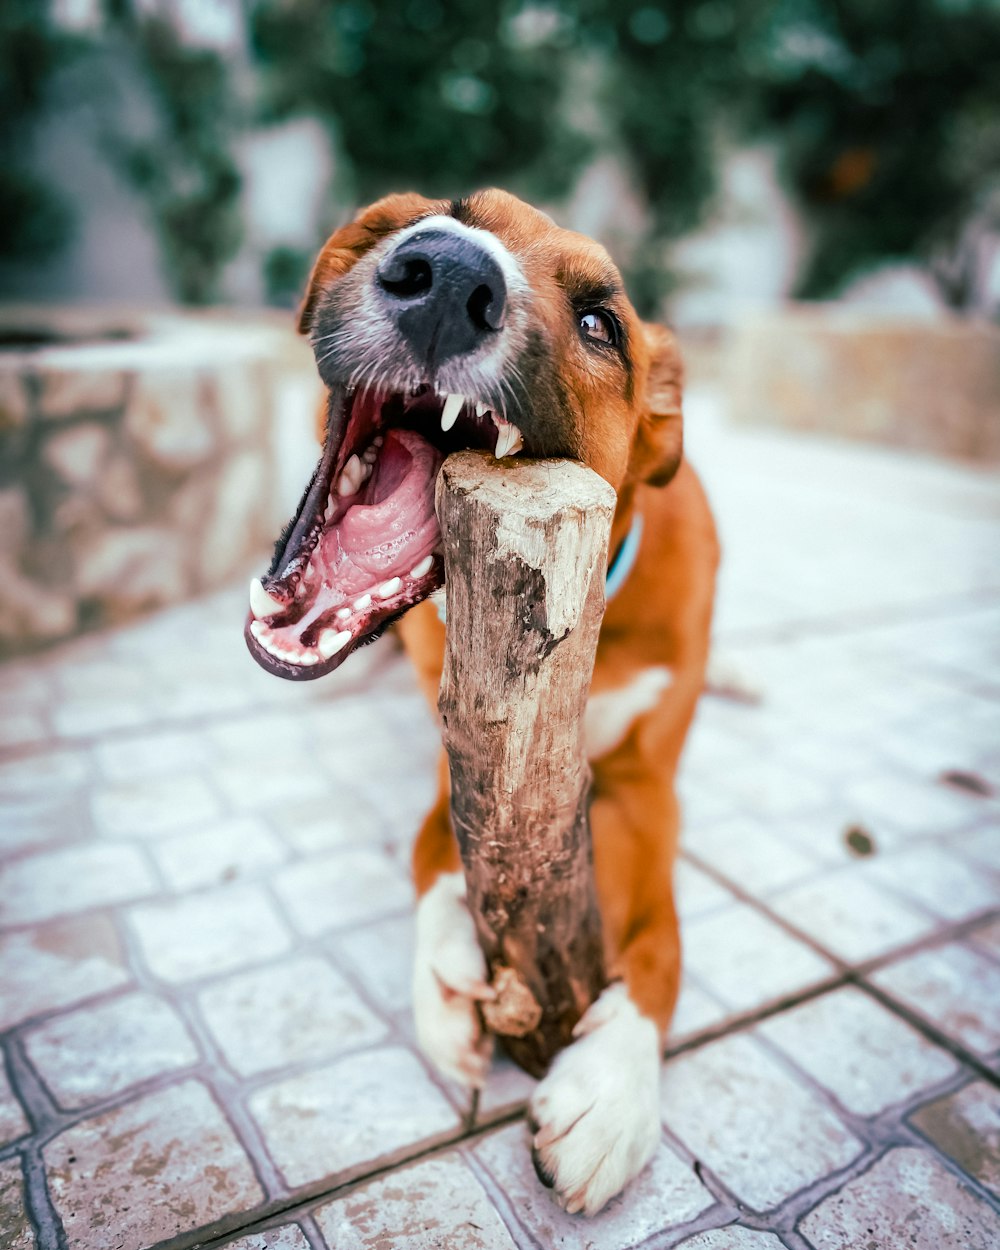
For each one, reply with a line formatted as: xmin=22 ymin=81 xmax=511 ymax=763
xmin=323 ymin=428 xmax=443 ymax=578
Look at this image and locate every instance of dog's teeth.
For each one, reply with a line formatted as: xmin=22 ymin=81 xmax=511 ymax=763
xmin=441 ymin=393 xmax=464 ymax=432
xmin=336 ymin=607 xmax=352 ymax=621
xmin=249 ymin=577 xmax=284 ymax=620
xmin=318 ymin=628 xmax=352 ymax=658
xmin=337 ymin=454 xmax=364 ymax=496
xmin=249 ymin=619 xmax=264 ymax=640
xmin=475 ymin=401 xmax=488 ymax=417
xmin=494 ymin=421 xmax=524 ymax=458
xmin=353 ymin=593 xmax=372 ymax=611
xmin=377 ymin=576 xmax=401 ymax=598
xmin=409 ymin=555 xmax=433 ymax=579
xmin=362 ymin=446 xmax=378 ymax=464
xmin=300 ymin=652 xmax=319 ymax=666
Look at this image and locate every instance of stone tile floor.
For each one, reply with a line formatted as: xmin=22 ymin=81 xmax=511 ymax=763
xmin=1 ymin=387 xmax=998 ymax=1249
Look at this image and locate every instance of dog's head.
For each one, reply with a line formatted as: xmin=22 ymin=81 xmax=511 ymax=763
xmin=246 ymin=188 xmax=683 ymax=680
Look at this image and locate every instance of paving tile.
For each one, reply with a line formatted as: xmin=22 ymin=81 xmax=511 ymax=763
xmin=684 ymin=816 xmax=825 ymax=896
xmin=797 ymin=1146 xmax=1000 ymax=1249
xmin=247 ymin=1045 xmax=459 ymax=1189
xmin=272 ymin=793 xmax=387 ymax=855
xmin=128 ymin=884 xmax=293 ymax=983
xmin=841 ymin=774 xmax=987 ymax=841
xmin=216 ymin=1228 xmax=311 ymax=1250
xmin=273 ymin=850 xmax=412 ymax=938
xmin=713 ymin=759 xmax=832 ymax=820
xmin=682 ymin=902 xmax=836 ymax=1013
xmin=910 ymin=1080 xmax=1000 ymax=1199
xmin=197 ymin=955 xmax=389 ymax=1077
xmin=45 ymin=1079 xmax=264 ymax=1250
xmin=51 ymin=697 xmax=153 ymax=738
xmin=871 ymin=943 xmax=1000 ymax=1056
xmin=757 ymin=985 xmax=958 ymax=1116
xmin=970 ymin=916 xmax=1000 ymax=961
xmin=0 ymin=842 xmax=157 ymax=926
xmin=476 ymin=1053 xmax=537 ymax=1118
xmin=961 ymin=827 xmax=1000 ymax=873
xmin=22 ymin=991 xmax=198 ymax=1110
xmin=212 ymin=761 xmax=332 ymax=814
xmin=92 ymin=728 xmax=219 ymax=782
xmin=90 ymin=772 xmax=222 ymax=838
xmin=0 ymin=749 xmax=90 ymax=799
xmin=0 ymin=1158 xmax=34 ymax=1250
xmin=866 ymin=845 xmax=1000 ymax=922
xmin=0 ymin=913 xmax=130 ymax=1031
xmin=314 ymin=1152 xmax=518 ymax=1249
xmin=661 ymin=1032 xmax=862 ymax=1211
xmin=472 ymin=1121 xmax=713 ymax=1249
xmin=670 ymin=977 xmax=730 ymax=1042
xmin=675 ymin=1228 xmax=785 ymax=1249
xmin=0 ymin=1056 xmax=29 ymax=1145
xmin=675 ymin=859 xmax=738 ymax=919
xmin=0 ymin=710 xmax=48 ymax=750
xmin=0 ymin=795 xmax=89 ymax=860
xmin=333 ymin=914 xmax=415 ymax=1015
xmin=767 ymin=869 xmax=935 ymax=964
xmin=151 ymin=815 xmax=288 ymax=890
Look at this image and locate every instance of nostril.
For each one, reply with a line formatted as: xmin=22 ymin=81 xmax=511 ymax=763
xmin=377 ymin=256 xmax=433 ymax=299
xmin=467 ymin=282 xmax=505 ymax=332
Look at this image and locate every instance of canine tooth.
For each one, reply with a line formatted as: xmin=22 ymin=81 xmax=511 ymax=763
xmin=318 ymin=628 xmax=352 ymax=658
xmin=336 ymin=607 xmax=352 ymax=620
xmin=441 ymin=392 xmax=464 ymax=432
xmin=475 ymin=401 xmax=488 ymax=417
xmin=249 ymin=577 xmax=284 ymax=620
xmin=409 ymin=555 xmax=433 ymax=579
xmin=377 ymin=576 xmax=401 ymax=598
xmin=250 ymin=620 xmax=264 ymax=639
xmin=494 ymin=422 xmax=523 ymax=458
xmin=353 ymin=593 xmax=372 ymax=611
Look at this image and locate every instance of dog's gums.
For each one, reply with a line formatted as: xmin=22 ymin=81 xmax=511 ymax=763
xmin=244 ymin=382 xmax=524 ymax=679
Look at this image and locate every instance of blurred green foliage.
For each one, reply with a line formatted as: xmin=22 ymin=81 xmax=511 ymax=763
xmin=6 ymin=0 xmax=1000 ymax=314
xmin=0 ymin=1 xmax=78 ymax=264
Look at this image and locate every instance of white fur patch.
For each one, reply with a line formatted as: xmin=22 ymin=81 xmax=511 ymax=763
xmin=584 ymin=666 xmax=673 ymax=760
xmin=530 ymin=982 xmax=662 ymax=1216
xmin=412 ymin=871 xmax=494 ymax=1088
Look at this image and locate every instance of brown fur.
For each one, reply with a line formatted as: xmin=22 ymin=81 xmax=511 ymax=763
xmin=303 ymin=189 xmax=719 ymax=1037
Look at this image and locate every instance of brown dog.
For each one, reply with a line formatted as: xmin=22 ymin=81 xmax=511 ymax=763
xmin=245 ymin=189 xmax=719 ymax=1215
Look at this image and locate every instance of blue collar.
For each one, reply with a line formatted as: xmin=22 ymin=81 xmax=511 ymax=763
xmin=605 ymin=513 xmax=643 ymax=602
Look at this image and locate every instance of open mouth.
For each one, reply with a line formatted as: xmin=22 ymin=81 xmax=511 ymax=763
xmin=244 ymin=384 xmax=524 ymax=679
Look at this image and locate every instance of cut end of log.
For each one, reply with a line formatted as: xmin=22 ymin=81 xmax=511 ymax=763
xmin=481 ymin=966 xmax=544 ymax=1038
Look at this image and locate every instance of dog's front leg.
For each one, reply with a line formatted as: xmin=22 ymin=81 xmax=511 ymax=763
xmin=529 ymin=776 xmax=681 ymax=1215
xmin=411 ymin=756 xmax=496 ymax=1088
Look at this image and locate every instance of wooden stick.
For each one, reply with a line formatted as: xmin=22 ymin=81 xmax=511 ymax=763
xmin=435 ymin=450 xmax=616 ymax=1076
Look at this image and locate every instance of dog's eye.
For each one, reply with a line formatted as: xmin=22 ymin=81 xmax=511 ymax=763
xmin=579 ymin=309 xmax=617 ymax=346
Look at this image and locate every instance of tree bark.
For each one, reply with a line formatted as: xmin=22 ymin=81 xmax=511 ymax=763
xmin=435 ymin=451 xmax=615 ymax=1076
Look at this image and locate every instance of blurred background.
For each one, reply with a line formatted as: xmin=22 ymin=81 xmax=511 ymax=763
xmin=1 ymin=0 xmax=999 ymax=654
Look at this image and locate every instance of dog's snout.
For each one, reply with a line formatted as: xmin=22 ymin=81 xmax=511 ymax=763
xmin=375 ymin=229 xmax=507 ymax=366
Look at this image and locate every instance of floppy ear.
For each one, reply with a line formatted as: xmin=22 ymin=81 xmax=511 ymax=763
xmin=298 ymin=192 xmax=445 ymax=336
xmin=629 ymin=322 xmax=684 ymax=487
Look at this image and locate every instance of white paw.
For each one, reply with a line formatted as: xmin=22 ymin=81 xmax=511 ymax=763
xmin=413 ymin=872 xmax=495 ymax=1088
xmin=529 ymin=982 xmax=662 ymax=1216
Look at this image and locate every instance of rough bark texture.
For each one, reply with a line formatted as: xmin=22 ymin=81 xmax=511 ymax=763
xmin=436 ymin=451 xmax=615 ymax=1076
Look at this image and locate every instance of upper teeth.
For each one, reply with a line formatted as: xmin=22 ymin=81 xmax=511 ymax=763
xmin=441 ymin=392 xmax=464 ymax=432
xmin=249 ymin=577 xmax=284 ymax=620
xmin=494 ymin=420 xmax=524 ymax=458
xmin=337 ymin=453 xmax=366 ymax=497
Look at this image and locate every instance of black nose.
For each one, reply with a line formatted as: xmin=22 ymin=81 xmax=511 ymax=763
xmin=375 ymin=229 xmax=507 ymax=367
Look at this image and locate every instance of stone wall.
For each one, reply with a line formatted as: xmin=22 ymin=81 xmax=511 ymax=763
xmin=726 ymin=307 xmax=1000 ymax=462
xmin=0 ymin=307 xmax=322 ymax=656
